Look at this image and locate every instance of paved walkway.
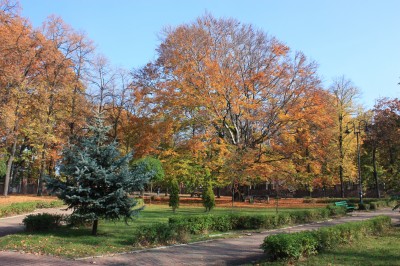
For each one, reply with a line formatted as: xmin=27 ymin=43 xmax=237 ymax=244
xmin=0 ymin=209 xmax=398 ymax=266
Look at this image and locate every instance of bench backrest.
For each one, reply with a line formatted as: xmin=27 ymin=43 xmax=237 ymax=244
xmin=334 ymin=201 xmax=348 ymax=206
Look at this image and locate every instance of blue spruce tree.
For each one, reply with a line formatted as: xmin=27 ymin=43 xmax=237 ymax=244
xmin=47 ymin=113 xmax=149 ymax=235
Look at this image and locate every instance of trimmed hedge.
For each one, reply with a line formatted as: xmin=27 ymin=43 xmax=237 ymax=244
xmin=23 ymin=213 xmax=65 ymax=232
xmin=0 ymin=200 xmax=63 ymax=218
xmin=261 ymin=215 xmax=392 ymax=261
xmin=132 ymin=206 xmax=346 ymax=247
xmin=168 ymin=208 xmax=338 ymax=235
xmin=369 ymin=199 xmax=397 ymax=210
xmin=358 ymin=203 xmax=370 ymax=211
xmin=307 ymin=197 xmax=397 ymax=211
xmin=310 ymin=197 xmax=397 ymax=206
xmin=131 ymin=223 xmax=189 ymax=246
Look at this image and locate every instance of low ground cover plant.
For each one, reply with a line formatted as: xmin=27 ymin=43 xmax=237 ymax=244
xmin=260 ymin=215 xmax=392 ymax=262
xmin=0 ymin=200 xmax=63 ymax=218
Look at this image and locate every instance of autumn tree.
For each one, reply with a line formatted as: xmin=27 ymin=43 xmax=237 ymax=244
xmin=0 ymin=2 xmax=44 ymax=195
xmin=0 ymin=5 xmax=95 ymax=196
xmin=132 ymin=14 xmax=323 ymax=194
xmin=32 ymin=16 xmax=91 ymax=195
xmin=365 ymin=98 xmax=400 ymax=194
xmin=329 ymin=76 xmax=360 ymax=198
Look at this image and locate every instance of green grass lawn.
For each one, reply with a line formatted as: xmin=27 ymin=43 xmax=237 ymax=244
xmin=0 ymin=204 xmax=315 ymax=258
xmin=259 ymin=226 xmax=400 ymax=266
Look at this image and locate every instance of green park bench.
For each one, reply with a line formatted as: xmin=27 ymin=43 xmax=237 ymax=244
xmin=334 ymin=200 xmax=355 ymax=211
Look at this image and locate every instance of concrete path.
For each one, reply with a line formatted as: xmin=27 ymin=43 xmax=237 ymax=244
xmin=0 ymin=209 xmax=398 ymax=266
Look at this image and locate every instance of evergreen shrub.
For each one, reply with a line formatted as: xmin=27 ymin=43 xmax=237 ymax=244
xmin=23 ymin=213 xmax=64 ymax=232
xmin=358 ymin=203 xmax=370 ymax=210
xmin=202 ymin=182 xmax=215 ymax=212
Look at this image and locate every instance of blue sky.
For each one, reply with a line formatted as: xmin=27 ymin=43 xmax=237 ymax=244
xmin=20 ymin=0 xmax=400 ymax=108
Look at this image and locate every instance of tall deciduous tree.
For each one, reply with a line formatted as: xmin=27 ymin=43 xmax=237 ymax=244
xmin=329 ymin=76 xmax=359 ymax=198
xmin=133 ymin=14 xmax=322 ymax=191
xmin=367 ymin=98 xmax=400 ymax=193
xmin=0 ymin=2 xmax=44 ymax=195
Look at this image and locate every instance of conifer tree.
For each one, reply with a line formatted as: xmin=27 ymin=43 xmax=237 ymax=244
xmin=169 ymin=178 xmax=180 ymax=212
xmin=47 ymin=113 xmax=149 ymax=235
xmin=202 ymin=182 xmax=215 ymax=212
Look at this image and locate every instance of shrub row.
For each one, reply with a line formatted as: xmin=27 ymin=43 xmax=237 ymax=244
xmin=131 ymin=206 xmax=346 ymax=247
xmin=261 ymin=215 xmax=392 ymax=261
xmin=304 ymin=197 xmax=398 ymax=211
xmin=23 ymin=213 xmax=65 ymax=232
xmin=131 ymin=223 xmax=189 ymax=246
xmin=307 ymin=197 xmax=396 ymax=205
xmin=346 ymin=200 xmax=397 ymax=211
xmin=168 ymin=207 xmax=345 ymax=234
xmin=369 ymin=199 xmax=397 ymax=210
xmin=0 ymin=200 xmax=64 ymax=218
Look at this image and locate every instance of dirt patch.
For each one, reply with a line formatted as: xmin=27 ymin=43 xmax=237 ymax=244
xmin=0 ymin=195 xmax=58 ymax=206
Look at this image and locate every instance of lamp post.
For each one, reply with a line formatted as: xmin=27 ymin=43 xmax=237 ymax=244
xmin=345 ymin=120 xmax=368 ymax=205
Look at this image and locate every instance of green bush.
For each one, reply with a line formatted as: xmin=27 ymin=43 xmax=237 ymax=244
xmin=326 ymin=205 xmax=347 ymax=216
xmin=169 ymin=207 xmax=343 ymax=235
xmin=369 ymin=200 xmax=397 ymax=210
xmin=210 ymin=214 xmax=232 ymax=231
xmin=169 ymin=215 xmax=213 ymax=234
xmin=358 ymin=203 xmax=370 ymax=210
xmin=202 ymin=182 xmax=215 ymax=212
xmin=289 ymin=209 xmax=329 ymax=224
xmin=276 ymin=212 xmax=292 ymax=226
xmin=316 ymin=198 xmax=381 ymax=204
xmin=131 ymin=223 xmax=188 ymax=246
xmin=233 ymin=215 xmax=267 ymax=230
xmin=261 ymin=216 xmax=392 ymax=262
xmin=23 ymin=213 xmax=64 ymax=232
xmin=169 ymin=178 xmax=180 ymax=212
xmin=369 ymin=202 xmax=378 ymax=210
xmin=261 ymin=231 xmax=318 ymax=260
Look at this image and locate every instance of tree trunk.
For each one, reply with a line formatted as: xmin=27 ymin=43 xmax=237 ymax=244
xmin=339 ymin=165 xmax=345 ymax=198
xmin=216 ymin=187 xmax=221 ymax=198
xmin=372 ymin=146 xmax=380 ymax=198
xmin=275 ymin=181 xmax=280 ymax=214
xmin=92 ymin=219 xmax=98 ymax=236
xmin=4 ymin=140 xmax=17 ymax=196
xmin=21 ymin=176 xmax=27 ymax=194
xmin=37 ymin=150 xmax=46 ymax=196
xmin=339 ymin=115 xmax=345 ymax=198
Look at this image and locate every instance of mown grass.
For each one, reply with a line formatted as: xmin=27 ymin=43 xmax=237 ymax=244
xmin=0 ymin=200 xmax=64 ymax=218
xmin=258 ymin=226 xmax=400 ymax=266
xmin=0 ymin=205 xmax=320 ymax=258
